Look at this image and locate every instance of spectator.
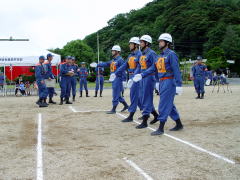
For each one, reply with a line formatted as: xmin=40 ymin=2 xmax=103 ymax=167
xmin=0 ymin=72 xmax=4 ymax=89
xmin=15 ymin=83 xmax=20 ymax=96
xmin=19 ymin=81 xmax=26 ymax=96
xmin=25 ymin=81 xmax=31 ymax=96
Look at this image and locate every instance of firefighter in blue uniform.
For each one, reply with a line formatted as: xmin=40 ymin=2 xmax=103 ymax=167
xmin=111 ymin=37 xmax=143 ymax=122
xmin=98 ymin=45 xmax=129 ymax=114
xmin=79 ymin=62 xmax=90 ymax=97
xmin=35 ymin=56 xmax=48 ymax=107
xmin=94 ymin=63 xmax=104 ymax=97
xmin=59 ymin=56 xmax=74 ymax=105
xmin=44 ymin=53 xmax=56 ymax=104
xmin=128 ymin=35 xmax=158 ymax=128
xmin=70 ymin=57 xmax=78 ymax=101
xmin=192 ymin=56 xmax=207 ymax=99
xmin=134 ymin=33 xmax=183 ymax=135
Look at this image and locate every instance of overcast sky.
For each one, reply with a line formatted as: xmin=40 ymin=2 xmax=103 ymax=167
xmin=0 ymin=0 xmax=152 ymax=49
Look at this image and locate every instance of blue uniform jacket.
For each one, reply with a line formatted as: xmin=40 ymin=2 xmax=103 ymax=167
xmin=115 ymin=50 xmax=142 ymax=78
xmin=135 ymin=48 xmax=157 ymax=75
xmin=95 ymin=67 xmax=104 ymax=76
xmin=192 ymin=63 xmax=207 ymax=78
xmin=71 ymin=64 xmax=79 ymax=77
xmin=141 ymin=48 xmax=182 ymax=86
xmin=78 ymin=67 xmax=88 ymax=78
xmin=35 ymin=63 xmax=47 ymax=81
xmin=44 ymin=61 xmax=55 ymax=79
xmin=98 ymin=55 xmax=125 ymax=78
xmin=60 ymin=63 xmax=73 ymax=77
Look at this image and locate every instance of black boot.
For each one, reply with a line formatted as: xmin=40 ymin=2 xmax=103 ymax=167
xmin=86 ymin=90 xmax=90 ymax=97
xmin=169 ymin=119 xmax=183 ymax=131
xmin=65 ymin=97 xmax=72 ymax=104
xmin=36 ymin=98 xmax=40 ymax=105
xmin=151 ymin=122 xmax=165 ymax=136
xmin=200 ymin=93 xmax=204 ymax=99
xmin=73 ymin=95 xmax=76 ymax=102
xmin=59 ymin=97 xmax=63 ymax=105
xmin=100 ymin=90 xmax=103 ymax=97
xmin=80 ymin=91 xmax=82 ymax=97
xmin=120 ymin=101 xmax=129 ymax=112
xmin=150 ymin=110 xmax=159 ymax=124
xmin=94 ymin=91 xmax=98 ymax=97
xmin=39 ymin=99 xmax=48 ymax=108
xmin=136 ymin=115 xmax=149 ymax=129
xmin=122 ymin=112 xmax=135 ymax=122
xmin=196 ymin=93 xmax=200 ymax=99
xmin=49 ymin=97 xmax=56 ymax=104
xmin=106 ymin=106 xmax=117 ymax=114
xmin=43 ymin=98 xmax=49 ymax=106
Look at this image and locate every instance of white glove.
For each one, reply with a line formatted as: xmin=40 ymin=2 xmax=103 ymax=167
xmin=109 ymin=73 xmax=116 ymax=82
xmin=90 ymin=62 xmax=97 ymax=68
xmin=155 ymin=82 xmax=159 ymax=91
xmin=133 ymin=74 xmax=142 ymax=82
xmin=176 ymin=87 xmax=183 ymax=95
xmin=127 ymin=79 xmax=133 ymax=89
xmin=122 ymin=81 xmax=127 ymax=88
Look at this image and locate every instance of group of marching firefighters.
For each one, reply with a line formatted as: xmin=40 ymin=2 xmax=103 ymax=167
xmin=35 ymin=32 xmax=185 ymax=136
xmin=96 ymin=33 xmax=184 ymax=136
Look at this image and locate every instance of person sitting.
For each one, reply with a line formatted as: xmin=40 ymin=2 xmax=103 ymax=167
xmin=19 ymin=81 xmax=26 ymax=96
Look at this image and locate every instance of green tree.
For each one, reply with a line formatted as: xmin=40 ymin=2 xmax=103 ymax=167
xmin=206 ymin=47 xmax=227 ymax=70
xmin=221 ymin=26 xmax=240 ymax=60
xmin=62 ymin=40 xmax=95 ymax=65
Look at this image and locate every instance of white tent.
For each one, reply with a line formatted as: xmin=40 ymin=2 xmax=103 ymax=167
xmin=0 ymin=41 xmax=61 ymax=66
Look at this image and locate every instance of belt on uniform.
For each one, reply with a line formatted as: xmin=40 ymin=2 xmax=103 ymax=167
xmin=129 ymin=72 xmax=134 ymax=75
xmin=160 ymin=76 xmax=174 ymax=81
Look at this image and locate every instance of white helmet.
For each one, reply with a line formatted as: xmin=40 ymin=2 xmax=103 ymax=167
xmin=158 ymin=33 xmax=172 ymax=43
xmin=140 ymin=35 xmax=152 ymax=44
xmin=129 ymin=37 xmax=140 ymax=45
xmin=111 ymin=45 xmax=121 ymax=52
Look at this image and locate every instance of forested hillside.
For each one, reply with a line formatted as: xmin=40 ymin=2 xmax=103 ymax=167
xmin=51 ymin=0 xmax=240 ymax=73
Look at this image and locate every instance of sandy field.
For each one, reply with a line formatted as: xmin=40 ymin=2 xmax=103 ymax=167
xmin=0 ymin=85 xmax=240 ymax=180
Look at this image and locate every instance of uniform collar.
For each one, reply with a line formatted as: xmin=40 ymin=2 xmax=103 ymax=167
xmin=161 ymin=48 xmax=170 ymax=55
xmin=142 ymin=47 xmax=150 ymax=55
xmin=113 ymin=55 xmax=121 ymax=61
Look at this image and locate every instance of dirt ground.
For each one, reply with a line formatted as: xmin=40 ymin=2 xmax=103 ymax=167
xmin=0 ymin=85 xmax=240 ymax=180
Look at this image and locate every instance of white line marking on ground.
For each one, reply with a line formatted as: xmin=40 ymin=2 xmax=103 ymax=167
xmin=69 ymin=106 xmax=77 ymax=113
xmin=117 ymin=113 xmax=235 ymax=165
xmin=37 ymin=113 xmax=43 ymax=180
xmin=123 ymin=157 xmax=154 ymax=180
xmin=69 ymin=106 xmax=107 ymax=113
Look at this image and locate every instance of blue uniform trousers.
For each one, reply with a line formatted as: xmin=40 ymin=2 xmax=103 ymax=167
xmin=47 ymin=87 xmax=54 ymax=98
xmin=70 ymin=77 xmax=77 ymax=96
xmin=128 ymin=74 xmax=142 ymax=113
xmin=60 ymin=77 xmax=71 ymax=98
xmin=141 ymin=75 xmax=155 ymax=116
xmin=112 ymin=77 xmax=126 ymax=106
xmin=157 ymin=79 xmax=180 ymax=122
xmin=194 ymin=76 xmax=205 ymax=94
xmin=95 ymin=76 xmax=104 ymax=91
xmin=37 ymin=80 xmax=48 ymax=99
xmin=80 ymin=78 xmax=88 ymax=91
